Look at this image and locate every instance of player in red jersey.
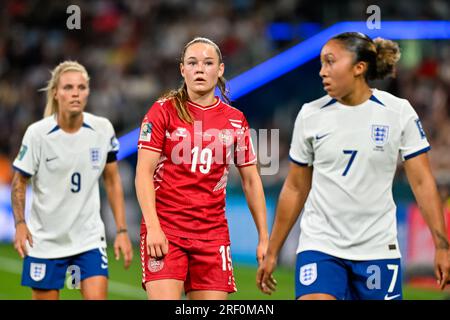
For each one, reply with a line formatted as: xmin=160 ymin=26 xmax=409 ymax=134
xmin=135 ymin=37 xmax=269 ymax=300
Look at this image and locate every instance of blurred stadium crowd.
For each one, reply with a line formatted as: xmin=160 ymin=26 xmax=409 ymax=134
xmin=0 ymin=0 xmax=449 ymax=202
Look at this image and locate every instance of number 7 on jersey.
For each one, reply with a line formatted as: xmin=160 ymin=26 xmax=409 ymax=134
xmin=342 ymin=150 xmax=358 ymax=176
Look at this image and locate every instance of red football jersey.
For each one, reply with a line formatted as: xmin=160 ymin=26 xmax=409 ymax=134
xmin=138 ymin=97 xmax=257 ymax=240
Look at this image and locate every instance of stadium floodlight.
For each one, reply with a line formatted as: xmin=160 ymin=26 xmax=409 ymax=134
xmin=117 ymin=20 xmax=450 ymax=160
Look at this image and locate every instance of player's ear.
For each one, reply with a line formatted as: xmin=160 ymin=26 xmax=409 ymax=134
xmin=180 ymin=63 xmax=185 ymax=79
xmin=218 ymin=62 xmax=224 ymax=78
xmin=353 ymin=61 xmax=367 ymax=78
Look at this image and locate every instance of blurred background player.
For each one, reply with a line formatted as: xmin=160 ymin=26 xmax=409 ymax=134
xmin=135 ymin=37 xmax=269 ymax=300
xmin=257 ymin=32 xmax=450 ymax=300
xmin=11 ymin=61 xmax=133 ymax=300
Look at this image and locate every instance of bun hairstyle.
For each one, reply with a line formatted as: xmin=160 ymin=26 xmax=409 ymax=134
xmin=331 ymin=32 xmax=401 ymax=80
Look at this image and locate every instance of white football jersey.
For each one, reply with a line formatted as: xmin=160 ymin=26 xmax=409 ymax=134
xmin=13 ymin=112 xmax=119 ymax=259
xmin=289 ymin=89 xmax=430 ymax=260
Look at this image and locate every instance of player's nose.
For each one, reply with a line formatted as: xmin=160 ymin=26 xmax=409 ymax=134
xmin=319 ymin=65 xmax=327 ymax=78
xmin=195 ymin=62 xmax=206 ymax=73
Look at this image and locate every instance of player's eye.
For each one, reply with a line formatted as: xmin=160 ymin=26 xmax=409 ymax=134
xmin=63 ymin=85 xmax=72 ymax=90
xmin=187 ymin=61 xmax=196 ymax=66
xmin=321 ymin=58 xmax=334 ymax=66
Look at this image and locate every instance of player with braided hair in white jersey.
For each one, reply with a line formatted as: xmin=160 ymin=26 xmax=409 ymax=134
xmin=257 ymin=32 xmax=450 ymax=300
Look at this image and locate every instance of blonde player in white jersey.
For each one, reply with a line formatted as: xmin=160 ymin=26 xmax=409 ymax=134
xmin=257 ymin=32 xmax=450 ymax=300
xmin=11 ymin=61 xmax=133 ymax=300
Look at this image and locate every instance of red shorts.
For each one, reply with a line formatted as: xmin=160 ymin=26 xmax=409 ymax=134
xmin=140 ymin=232 xmax=237 ymax=294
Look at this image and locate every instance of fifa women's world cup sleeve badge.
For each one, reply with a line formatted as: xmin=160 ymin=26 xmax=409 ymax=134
xmin=140 ymin=121 xmax=153 ymax=142
xmin=17 ymin=144 xmax=28 ymax=161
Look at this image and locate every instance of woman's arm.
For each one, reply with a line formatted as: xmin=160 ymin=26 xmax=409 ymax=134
xmin=135 ymin=149 xmax=168 ymax=259
xmin=102 ymin=161 xmax=133 ymax=268
xmin=11 ymin=171 xmax=33 ymax=258
xmin=237 ymin=165 xmax=269 ymax=265
xmin=257 ymin=163 xmax=313 ymax=294
xmin=404 ymin=153 xmax=449 ymax=289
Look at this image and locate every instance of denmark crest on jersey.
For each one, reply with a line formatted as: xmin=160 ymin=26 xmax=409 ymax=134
xmin=30 ymin=263 xmax=46 ymax=282
xmin=219 ymin=129 xmax=234 ymax=146
xmin=148 ymin=258 xmax=164 ymax=273
xmin=371 ymin=125 xmax=389 ymax=146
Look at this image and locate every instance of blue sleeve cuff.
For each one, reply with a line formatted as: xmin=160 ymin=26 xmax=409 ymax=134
xmin=404 ymin=146 xmax=431 ymax=161
xmin=106 ymin=151 xmax=118 ymax=163
xmin=288 ymin=155 xmax=309 ymax=167
xmin=12 ymin=165 xmax=32 ymax=178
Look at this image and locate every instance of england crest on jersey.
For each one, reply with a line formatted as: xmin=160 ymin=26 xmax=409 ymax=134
xmin=30 ymin=263 xmax=46 ymax=281
xmin=299 ymin=263 xmax=317 ymax=286
xmin=90 ymin=147 xmax=101 ymax=169
xmin=371 ymin=125 xmax=389 ymax=146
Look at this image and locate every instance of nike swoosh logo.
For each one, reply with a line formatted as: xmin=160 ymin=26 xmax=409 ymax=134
xmin=46 ymin=157 xmax=58 ymax=162
xmin=101 ymin=263 xmax=108 ymax=269
xmin=315 ymin=133 xmax=330 ymax=140
xmin=384 ymin=293 xmax=400 ymax=300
